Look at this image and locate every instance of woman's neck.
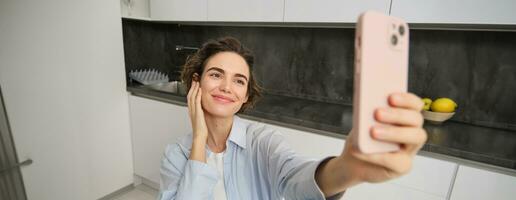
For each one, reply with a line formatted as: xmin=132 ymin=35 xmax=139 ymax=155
xmin=204 ymin=113 xmax=233 ymax=153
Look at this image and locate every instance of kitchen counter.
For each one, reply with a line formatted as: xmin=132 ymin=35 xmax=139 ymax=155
xmin=127 ymin=85 xmax=516 ymax=172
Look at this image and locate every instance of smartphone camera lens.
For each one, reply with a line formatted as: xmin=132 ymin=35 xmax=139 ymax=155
xmin=391 ymin=35 xmax=398 ymax=45
xmin=399 ymin=25 xmax=405 ymax=36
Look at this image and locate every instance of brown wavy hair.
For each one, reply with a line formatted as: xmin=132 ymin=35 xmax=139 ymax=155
xmin=180 ymin=37 xmax=263 ymax=113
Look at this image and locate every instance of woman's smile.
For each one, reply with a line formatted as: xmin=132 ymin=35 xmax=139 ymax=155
xmin=211 ymin=94 xmax=235 ymax=104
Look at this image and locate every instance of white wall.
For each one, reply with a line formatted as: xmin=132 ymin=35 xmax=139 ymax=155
xmin=0 ymin=0 xmax=134 ymax=199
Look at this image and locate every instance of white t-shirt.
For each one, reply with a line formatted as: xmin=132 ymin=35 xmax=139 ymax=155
xmin=207 ymin=151 xmax=227 ymax=200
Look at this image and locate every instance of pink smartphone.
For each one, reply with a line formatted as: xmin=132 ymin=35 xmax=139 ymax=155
xmin=351 ymin=11 xmax=409 ymax=154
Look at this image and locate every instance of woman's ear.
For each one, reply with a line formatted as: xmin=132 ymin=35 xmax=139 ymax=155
xmin=193 ymin=73 xmax=200 ymax=81
xmin=243 ymin=94 xmax=249 ymax=103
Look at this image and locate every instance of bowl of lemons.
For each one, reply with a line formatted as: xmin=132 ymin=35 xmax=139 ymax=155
xmin=421 ymin=97 xmax=457 ymax=124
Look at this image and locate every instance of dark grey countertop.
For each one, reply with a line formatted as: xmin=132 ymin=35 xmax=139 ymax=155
xmin=127 ymin=85 xmax=516 ymax=172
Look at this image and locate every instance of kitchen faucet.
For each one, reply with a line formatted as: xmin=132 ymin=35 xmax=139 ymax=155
xmin=175 ymin=45 xmax=199 ymax=51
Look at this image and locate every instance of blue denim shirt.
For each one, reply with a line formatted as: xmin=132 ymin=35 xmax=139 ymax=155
xmin=158 ymin=116 xmax=343 ymax=200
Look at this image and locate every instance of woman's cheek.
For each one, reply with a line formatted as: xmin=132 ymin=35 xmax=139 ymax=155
xmin=236 ymin=86 xmax=248 ymax=102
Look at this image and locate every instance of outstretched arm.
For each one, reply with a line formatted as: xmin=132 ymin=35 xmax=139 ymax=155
xmin=315 ymin=93 xmax=428 ymax=197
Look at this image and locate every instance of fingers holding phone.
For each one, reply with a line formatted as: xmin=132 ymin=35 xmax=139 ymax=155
xmin=346 ymin=92 xmax=427 ymax=180
xmin=371 ymin=93 xmax=427 ymax=154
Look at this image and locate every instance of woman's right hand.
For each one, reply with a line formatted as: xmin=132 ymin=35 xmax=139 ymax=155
xmin=187 ymin=80 xmax=208 ymax=141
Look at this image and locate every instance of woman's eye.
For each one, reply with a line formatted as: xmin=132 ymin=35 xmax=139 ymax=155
xmin=235 ymin=79 xmax=246 ymax=85
xmin=210 ymin=73 xmax=221 ymax=78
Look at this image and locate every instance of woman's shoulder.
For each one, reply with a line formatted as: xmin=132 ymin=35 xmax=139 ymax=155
xmin=163 ymin=133 xmax=193 ymax=158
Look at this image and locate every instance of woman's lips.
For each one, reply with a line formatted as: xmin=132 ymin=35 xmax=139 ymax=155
xmin=212 ymin=94 xmax=234 ymax=104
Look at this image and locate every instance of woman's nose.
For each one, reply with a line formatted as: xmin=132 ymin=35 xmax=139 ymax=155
xmin=219 ymin=78 xmax=231 ymax=93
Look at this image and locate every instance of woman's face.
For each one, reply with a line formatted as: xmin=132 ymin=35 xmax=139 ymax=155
xmin=199 ymin=52 xmax=250 ymax=118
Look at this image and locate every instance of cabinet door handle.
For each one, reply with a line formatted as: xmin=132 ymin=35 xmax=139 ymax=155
xmin=0 ymin=159 xmax=33 ymax=174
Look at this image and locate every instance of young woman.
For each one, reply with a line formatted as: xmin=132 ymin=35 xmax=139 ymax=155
xmin=159 ymin=37 xmax=427 ymax=200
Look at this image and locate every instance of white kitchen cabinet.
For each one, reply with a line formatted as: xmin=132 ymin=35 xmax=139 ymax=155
xmin=449 ymin=165 xmax=516 ymax=200
xmin=284 ymin=0 xmax=391 ymax=23
xmin=243 ymin=118 xmax=456 ymax=200
xmin=344 ymin=156 xmax=456 ymax=200
xmin=390 ymin=156 xmax=457 ymax=198
xmin=150 ymin=0 xmax=207 ymax=21
xmin=129 ymin=95 xmax=191 ymax=185
xmin=343 ymin=182 xmax=444 ymax=200
xmin=121 ymin=0 xmax=150 ymax=19
xmin=207 ymin=0 xmax=284 ymax=22
xmin=390 ymin=0 xmax=516 ymax=25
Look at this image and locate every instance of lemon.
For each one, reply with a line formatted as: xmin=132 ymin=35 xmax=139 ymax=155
xmin=422 ymin=98 xmax=432 ymax=111
xmin=431 ymin=98 xmax=458 ymax=113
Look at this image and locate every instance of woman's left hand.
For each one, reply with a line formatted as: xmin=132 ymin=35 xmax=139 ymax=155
xmin=339 ymin=92 xmax=428 ymax=184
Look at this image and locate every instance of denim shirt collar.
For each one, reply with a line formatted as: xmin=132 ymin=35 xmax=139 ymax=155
xmin=227 ymin=115 xmax=247 ymax=149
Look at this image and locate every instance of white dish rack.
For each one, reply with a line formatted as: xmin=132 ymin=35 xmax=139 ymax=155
xmin=129 ymin=69 xmax=169 ymax=85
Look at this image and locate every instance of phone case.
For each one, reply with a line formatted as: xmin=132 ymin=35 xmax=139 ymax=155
xmin=352 ymin=11 xmax=409 ymax=154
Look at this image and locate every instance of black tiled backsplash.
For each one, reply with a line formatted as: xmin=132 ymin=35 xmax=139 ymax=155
xmin=409 ymin=30 xmax=516 ymax=129
xmin=122 ymin=19 xmax=516 ymax=130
